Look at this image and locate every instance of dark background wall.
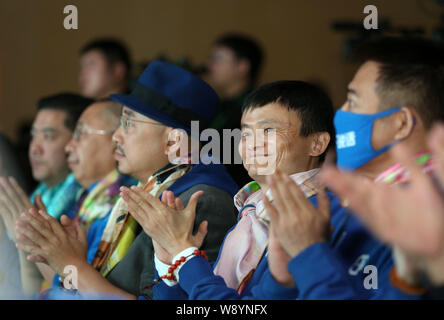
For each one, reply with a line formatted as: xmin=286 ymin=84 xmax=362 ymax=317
xmin=0 ymin=0 xmax=442 ymax=141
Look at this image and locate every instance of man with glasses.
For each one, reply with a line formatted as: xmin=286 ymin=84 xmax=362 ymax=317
xmin=16 ymin=61 xmax=238 ymax=299
xmin=0 ymin=93 xmax=91 ymax=298
xmin=16 ymin=99 xmax=136 ymax=297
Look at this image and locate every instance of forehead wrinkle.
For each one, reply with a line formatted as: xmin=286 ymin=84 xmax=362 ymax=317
xmin=241 ymin=119 xmax=284 ymax=127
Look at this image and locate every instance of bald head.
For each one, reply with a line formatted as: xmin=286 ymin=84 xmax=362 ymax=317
xmin=65 ymin=99 xmax=120 ymax=188
xmin=82 ymin=99 xmax=121 ymax=132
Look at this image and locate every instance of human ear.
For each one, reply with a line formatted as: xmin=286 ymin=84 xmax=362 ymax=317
xmin=393 ymin=107 xmax=415 ymax=141
xmin=309 ymin=132 xmax=331 ymax=158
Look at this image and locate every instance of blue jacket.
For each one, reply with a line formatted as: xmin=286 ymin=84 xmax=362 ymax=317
xmin=154 ymin=192 xmax=421 ymax=300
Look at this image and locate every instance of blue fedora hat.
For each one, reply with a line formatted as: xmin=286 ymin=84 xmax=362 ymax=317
xmin=110 ymin=60 xmax=219 ymax=133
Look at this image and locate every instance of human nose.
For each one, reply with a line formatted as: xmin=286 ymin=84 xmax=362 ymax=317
xmin=113 ymin=125 xmax=123 ymax=145
xmin=65 ymin=138 xmax=76 ymax=154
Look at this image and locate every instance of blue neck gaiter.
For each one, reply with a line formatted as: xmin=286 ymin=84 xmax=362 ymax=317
xmin=334 ymin=107 xmax=402 ymax=170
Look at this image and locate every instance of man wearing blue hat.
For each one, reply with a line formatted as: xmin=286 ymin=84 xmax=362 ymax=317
xmin=16 ymin=61 xmax=238 ymax=299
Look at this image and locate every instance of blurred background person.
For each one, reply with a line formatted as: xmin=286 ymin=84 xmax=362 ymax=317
xmin=18 ymin=99 xmax=136 ymax=297
xmin=28 ymin=93 xmax=93 ymax=219
xmin=79 ymin=38 xmax=132 ymax=99
xmin=205 ymin=33 xmax=264 ymax=188
xmin=206 ymin=32 xmax=264 ymax=132
xmin=0 ymin=92 xmax=92 ymax=299
xmin=1 ymin=92 xmax=93 ymax=241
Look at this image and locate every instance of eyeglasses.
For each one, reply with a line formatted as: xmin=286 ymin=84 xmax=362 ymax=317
xmin=72 ymin=123 xmax=114 ymax=141
xmin=119 ymin=115 xmax=164 ymax=134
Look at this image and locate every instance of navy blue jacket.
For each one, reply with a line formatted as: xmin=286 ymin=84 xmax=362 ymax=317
xmin=153 ymin=192 xmax=421 ymax=300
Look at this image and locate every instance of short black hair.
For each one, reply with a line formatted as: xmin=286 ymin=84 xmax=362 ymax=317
xmin=80 ymin=38 xmax=132 ymax=79
xmin=37 ymin=93 xmax=95 ymax=131
xmin=242 ymin=80 xmax=335 ymax=162
xmin=352 ymin=36 xmax=444 ymax=129
xmin=214 ymin=33 xmax=264 ymax=84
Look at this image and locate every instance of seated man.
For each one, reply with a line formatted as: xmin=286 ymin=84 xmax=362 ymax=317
xmin=0 ymin=93 xmax=91 ymax=298
xmin=16 ymin=99 xmax=135 ymax=296
xmin=321 ymin=126 xmax=444 ymax=299
xmin=29 ymin=93 xmax=93 ymax=220
xmin=16 ymin=61 xmax=239 ymax=299
xmin=319 ymin=36 xmax=444 ymax=298
xmin=259 ymin=36 xmax=444 ymax=300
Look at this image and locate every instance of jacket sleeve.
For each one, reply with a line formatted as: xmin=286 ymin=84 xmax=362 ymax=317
xmin=289 ymin=192 xmax=424 ymax=300
xmin=289 ymin=242 xmax=372 ymax=299
xmin=176 ymin=256 xmax=299 ymax=300
xmin=152 ymin=268 xmax=190 ymax=300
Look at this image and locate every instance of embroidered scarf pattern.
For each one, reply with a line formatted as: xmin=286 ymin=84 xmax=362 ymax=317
xmin=31 ymin=173 xmax=81 ymax=220
xmin=77 ymin=169 xmax=123 ymax=228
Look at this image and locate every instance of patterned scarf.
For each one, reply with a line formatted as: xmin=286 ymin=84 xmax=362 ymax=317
xmin=31 ymin=173 xmax=82 ymax=220
xmin=374 ymin=152 xmax=434 ymax=185
xmin=213 ymin=169 xmax=322 ymax=293
xmin=374 ymin=152 xmax=434 ymax=289
xmin=92 ymin=163 xmax=192 ymax=276
xmin=77 ymin=169 xmax=124 ymax=228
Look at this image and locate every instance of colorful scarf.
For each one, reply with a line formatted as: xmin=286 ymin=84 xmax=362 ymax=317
xmin=374 ymin=152 xmax=434 ymax=185
xmin=77 ymin=169 xmax=125 ymax=228
xmin=374 ymin=152 xmax=434 ymax=291
xmin=92 ymin=163 xmax=192 ymax=276
xmin=213 ymin=168 xmax=322 ymax=293
xmin=30 ymin=173 xmax=82 ymax=220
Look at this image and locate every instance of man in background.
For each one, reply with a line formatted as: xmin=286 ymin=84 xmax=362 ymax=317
xmin=79 ymin=38 xmax=132 ymax=99
xmin=0 ymin=92 xmax=92 ymax=298
xmin=205 ymin=33 xmax=264 ymax=188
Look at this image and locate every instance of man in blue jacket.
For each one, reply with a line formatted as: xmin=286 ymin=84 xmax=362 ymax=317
xmin=264 ymin=36 xmax=444 ymax=300
xmin=317 ymin=36 xmax=444 ymax=298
